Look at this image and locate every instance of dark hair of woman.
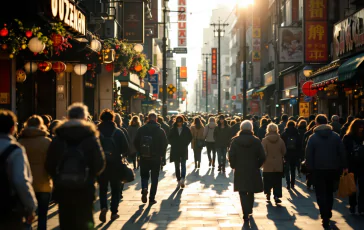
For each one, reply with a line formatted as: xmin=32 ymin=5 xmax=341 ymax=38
xmin=346 ymin=119 xmax=364 ymax=137
xmin=307 ymin=120 xmax=316 ymax=130
xmin=192 ymin=117 xmax=204 ymax=129
xmin=173 ymin=115 xmax=184 ymax=127
xmin=286 ymin=120 xmax=296 ymax=128
xmin=260 ymin=118 xmax=268 ymax=127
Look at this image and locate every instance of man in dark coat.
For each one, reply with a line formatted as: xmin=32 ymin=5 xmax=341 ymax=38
xmin=330 ymin=115 xmax=342 ymax=134
xmin=45 ymin=103 xmax=105 ymax=230
xmin=97 ymin=109 xmax=129 ymax=222
xmin=134 ymin=113 xmax=168 ymax=205
xmin=305 ymin=114 xmax=347 ymax=229
xmin=231 ymin=117 xmax=241 ymax=137
xmin=229 ymin=120 xmax=265 ymax=222
xmin=278 ymin=114 xmax=288 ymax=135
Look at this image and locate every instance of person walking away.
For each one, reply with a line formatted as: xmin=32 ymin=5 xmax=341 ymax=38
xmin=303 ymin=119 xmax=316 ymax=189
xmin=229 ymin=120 xmax=266 ymax=222
xmin=128 ymin=115 xmax=142 ymax=169
xmin=134 ymin=113 xmax=167 ymax=205
xmin=330 ymin=115 xmax=342 ymax=134
xmin=278 ymin=114 xmax=288 ymax=135
xmin=214 ymin=115 xmax=232 ymax=172
xmin=158 ymin=116 xmax=170 ymax=139
xmin=45 ymin=103 xmax=105 ymax=230
xmin=305 ymin=114 xmax=347 ymax=229
xmin=204 ymin=117 xmax=217 ymax=167
xmin=0 ymin=110 xmax=37 ymax=230
xmin=169 ymin=115 xmax=192 ymax=188
xmin=97 ymin=109 xmax=129 ymax=222
xmin=297 ymin=120 xmax=307 ymax=178
xmin=340 ymin=115 xmax=354 ymax=138
xmin=18 ymin=115 xmax=51 ymax=230
xmin=342 ymin=119 xmax=364 ymax=215
xmin=231 ymin=117 xmax=241 ymax=137
xmin=281 ymin=120 xmax=301 ymax=189
xmin=190 ymin=117 xmax=205 ymax=169
xmin=257 ymin=118 xmax=268 ymax=140
xmin=261 ymin=123 xmax=286 ymax=204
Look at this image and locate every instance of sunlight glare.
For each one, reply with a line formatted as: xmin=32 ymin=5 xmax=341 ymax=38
xmin=238 ymin=0 xmax=254 ymax=8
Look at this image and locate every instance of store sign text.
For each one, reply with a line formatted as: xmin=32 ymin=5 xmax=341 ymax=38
xmin=178 ymin=0 xmax=187 ymax=47
xmin=51 ymin=0 xmax=86 ymax=36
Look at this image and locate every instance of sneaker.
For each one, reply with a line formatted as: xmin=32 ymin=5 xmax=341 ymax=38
xmin=149 ymin=200 xmax=157 ymax=206
xmin=180 ymin=178 xmax=185 ymax=188
xmin=110 ymin=214 xmax=120 ymax=221
xmin=99 ymin=208 xmax=107 ymax=223
xmin=141 ymin=189 xmax=148 ymax=204
xmin=274 ymin=197 xmax=282 ymax=204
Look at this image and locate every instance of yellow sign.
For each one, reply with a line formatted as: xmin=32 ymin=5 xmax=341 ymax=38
xmin=299 ymin=102 xmax=310 ymax=118
xmin=252 ymin=28 xmax=261 ymax=38
xmin=0 ymin=93 xmax=9 ymax=104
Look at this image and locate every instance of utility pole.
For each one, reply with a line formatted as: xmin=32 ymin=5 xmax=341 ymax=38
xmin=202 ymin=53 xmax=211 ymax=113
xmin=176 ymin=66 xmax=180 ymax=108
xmin=238 ymin=11 xmax=248 ymax=119
xmin=211 ymin=19 xmax=229 ymax=114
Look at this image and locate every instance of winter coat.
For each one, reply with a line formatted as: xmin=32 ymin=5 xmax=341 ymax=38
xmin=190 ymin=125 xmax=205 ymax=149
xmin=169 ymin=124 xmax=192 ymax=162
xmin=305 ymin=124 xmax=347 ymax=171
xmin=257 ymin=125 xmax=267 ymax=140
xmin=0 ymin=134 xmax=37 ymax=215
xmin=159 ymin=122 xmax=170 ymax=138
xmin=214 ymin=125 xmax=232 ymax=148
xmin=45 ymin=119 xmax=105 ymax=202
xmin=303 ymin=126 xmax=315 ymax=152
xmin=297 ymin=126 xmax=307 ymax=159
xmin=280 ymin=127 xmax=301 ymax=160
xmin=278 ymin=121 xmax=287 ymax=135
xmin=231 ymin=122 xmax=241 ymax=137
xmin=261 ymin=132 xmax=286 ymax=172
xmin=253 ymin=121 xmax=260 ymax=137
xmin=18 ymin=127 xmax=52 ymax=193
xmin=203 ymin=122 xmax=216 ymax=142
xmin=98 ymin=121 xmax=129 ymax=157
xmin=229 ymin=130 xmax=265 ymax=193
xmin=127 ymin=125 xmax=140 ymax=154
xmin=340 ymin=123 xmax=350 ymax=138
xmin=342 ymin=133 xmax=364 ymax=172
xmin=330 ymin=121 xmax=342 ymax=134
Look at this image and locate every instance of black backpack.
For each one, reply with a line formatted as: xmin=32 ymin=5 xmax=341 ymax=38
xmin=99 ymin=129 xmax=117 ymax=163
xmin=54 ymin=141 xmax=89 ymax=190
xmin=286 ymin=135 xmax=297 ymax=150
xmin=0 ymin=144 xmax=20 ymax=220
xmin=140 ymin=127 xmax=157 ymax=158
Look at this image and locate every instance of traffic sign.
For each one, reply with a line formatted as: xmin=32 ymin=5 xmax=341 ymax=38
xmin=290 ymin=98 xmax=298 ymax=105
xmin=173 ymin=47 xmax=187 ymax=54
xmin=304 ymin=96 xmax=312 ymax=102
xmin=167 ymin=84 xmax=176 ymax=95
xmin=231 ymin=95 xmax=236 ymax=100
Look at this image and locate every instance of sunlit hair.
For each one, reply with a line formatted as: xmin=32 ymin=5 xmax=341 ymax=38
xmin=266 ymin=123 xmax=278 ymax=134
xmin=129 ymin=115 xmax=141 ymax=127
xmin=260 ymin=118 xmax=268 ymax=127
xmin=346 ymin=119 xmax=364 ymax=136
xmin=114 ymin=113 xmax=123 ymax=127
xmin=285 ymin=120 xmax=296 ymax=128
xmin=25 ymin=115 xmax=47 ymax=131
xmin=240 ymin=120 xmax=253 ymax=131
xmin=67 ymin=102 xmax=89 ymax=120
xmin=208 ymin=117 xmax=215 ymax=123
xmin=192 ymin=116 xmax=204 ymax=129
xmin=297 ymin=120 xmax=307 ymax=130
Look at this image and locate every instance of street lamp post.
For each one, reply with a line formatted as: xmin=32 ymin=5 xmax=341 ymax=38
xmin=202 ymin=53 xmax=211 ymax=113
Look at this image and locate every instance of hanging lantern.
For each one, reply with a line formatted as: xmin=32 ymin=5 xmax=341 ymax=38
xmin=90 ymin=39 xmax=102 ymax=52
xmin=16 ymin=69 xmax=26 ymax=83
xmin=74 ymin=64 xmax=88 ymax=75
xmin=24 ymin=62 xmax=38 ymax=73
xmin=114 ymin=71 xmax=121 ymax=77
xmin=0 ymin=24 xmax=8 ymax=37
xmin=133 ymin=44 xmax=143 ymax=53
xmin=148 ymin=68 xmax=156 ymax=75
xmin=65 ymin=63 xmax=74 ymax=73
xmin=105 ymin=63 xmax=113 ymax=72
xmin=52 ymin=61 xmax=66 ymax=73
xmin=25 ymin=30 xmax=32 ymax=38
xmin=51 ymin=34 xmax=64 ymax=47
xmin=102 ymin=49 xmax=115 ymax=63
xmin=135 ymin=64 xmax=142 ymax=72
xmin=302 ymin=81 xmax=318 ymax=97
xmin=28 ymin=37 xmax=45 ymax=53
xmin=1 ymin=44 xmax=7 ymax=50
xmin=38 ymin=62 xmax=52 ymax=72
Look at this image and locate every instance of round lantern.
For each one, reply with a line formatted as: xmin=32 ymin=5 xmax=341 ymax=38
xmin=133 ymin=44 xmax=143 ymax=53
xmin=16 ymin=69 xmax=26 ymax=83
xmin=114 ymin=71 xmax=121 ymax=77
xmin=303 ymin=65 xmax=313 ymax=77
xmin=105 ymin=63 xmax=113 ymax=72
xmin=135 ymin=64 xmax=142 ymax=72
xmin=148 ymin=68 xmax=156 ymax=75
xmin=65 ymin=63 xmax=74 ymax=73
xmin=51 ymin=34 xmax=64 ymax=47
xmin=28 ymin=37 xmax=45 ymax=53
xmin=52 ymin=61 xmax=66 ymax=73
xmin=1 ymin=44 xmax=7 ymax=50
xmin=74 ymin=64 xmax=88 ymax=75
xmin=38 ymin=62 xmax=52 ymax=72
xmin=302 ymin=81 xmax=318 ymax=97
xmin=24 ymin=62 xmax=38 ymax=73
xmin=0 ymin=24 xmax=8 ymax=37
xmin=25 ymin=30 xmax=32 ymax=38
xmin=90 ymin=39 xmax=102 ymax=52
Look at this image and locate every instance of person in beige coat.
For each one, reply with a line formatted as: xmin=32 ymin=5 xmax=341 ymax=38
xmin=261 ymin=123 xmax=286 ymax=204
xmin=18 ymin=115 xmax=52 ymax=230
xmin=190 ymin=117 xmax=205 ymax=169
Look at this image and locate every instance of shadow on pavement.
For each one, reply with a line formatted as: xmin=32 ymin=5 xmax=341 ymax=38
xmin=266 ymin=202 xmax=300 ymax=229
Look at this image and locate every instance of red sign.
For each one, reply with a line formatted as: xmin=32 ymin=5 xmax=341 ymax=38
xmin=304 ymin=0 xmax=327 ymax=21
xmin=231 ymin=95 xmax=236 ymax=100
xmin=305 ymin=21 xmax=328 ymax=62
xmin=302 ymin=81 xmax=318 ymax=97
xmin=178 ymin=0 xmax=187 ymax=46
xmin=211 ymin=48 xmax=217 ymax=75
xmin=202 ymin=71 xmax=206 ymax=97
xmin=292 ymin=0 xmax=299 ymax=22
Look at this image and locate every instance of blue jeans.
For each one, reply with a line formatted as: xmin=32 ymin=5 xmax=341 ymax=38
xmin=174 ymin=159 xmax=186 ymax=181
xmin=36 ymin=192 xmax=51 ymax=230
xmin=98 ymin=172 xmax=121 ymax=214
xmin=216 ymin=147 xmax=227 ymax=167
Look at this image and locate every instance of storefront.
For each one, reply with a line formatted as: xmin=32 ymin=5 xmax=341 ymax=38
xmin=116 ymin=73 xmax=146 ymax=113
xmin=256 ymin=69 xmax=276 ymax=116
xmin=280 ymin=71 xmax=299 ymax=116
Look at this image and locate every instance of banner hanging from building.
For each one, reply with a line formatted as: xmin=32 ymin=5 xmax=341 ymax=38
xmin=123 ymin=1 xmax=145 ymax=43
xmin=252 ymin=14 xmax=261 ymax=87
xmin=278 ymin=27 xmax=303 ymax=63
xmin=202 ymin=71 xmax=206 ymax=97
xmin=304 ymin=0 xmax=328 ymax=63
xmin=180 ymin=66 xmax=187 ymax=82
xmin=178 ymin=0 xmax=187 ymax=47
xmin=211 ymin=48 xmax=217 ymax=84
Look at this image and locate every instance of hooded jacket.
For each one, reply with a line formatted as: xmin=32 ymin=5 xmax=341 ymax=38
xmin=229 ymin=130 xmax=265 ymax=192
xmin=281 ymin=127 xmax=301 ymax=159
xmin=18 ymin=127 xmax=52 ymax=192
xmin=203 ymin=122 xmax=216 ymax=142
xmin=190 ymin=125 xmax=205 ymax=149
xmin=169 ymin=123 xmax=192 ymax=162
xmin=261 ymin=132 xmax=286 ymax=172
xmin=305 ymin=124 xmax=347 ymax=170
xmin=213 ymin=121 xmax=232 ymax=148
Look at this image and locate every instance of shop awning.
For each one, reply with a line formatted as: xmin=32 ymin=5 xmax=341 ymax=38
xmin=338 ymin=53 xmax=364 ymax=82
xmin=247 ymin=88 xmax=256 ymax=96
xmin=311 ymin=69 xmax=338 ymax=87
xmin=255 ymin=84 xmax=274 ymax=93
xmin=119 ymin=81 xmax=145 ymax=94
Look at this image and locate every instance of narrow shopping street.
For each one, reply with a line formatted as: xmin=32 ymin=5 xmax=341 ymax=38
xmin=38 ymin=149 xmax=364 ymax=230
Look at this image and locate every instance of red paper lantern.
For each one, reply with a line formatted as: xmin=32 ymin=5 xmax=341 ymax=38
xmin=148 ymin=68 xmax=156 ymax=75
xmin=51 ymin=34 xmax=64 ymax=47
xmin=135 ymin=64 xmax=142 ymax=72
xmin=105 ymin=63 xmax=113 ymax=72
xmin=0 ymin=24 xmax=8 ymax=37
xmin=302 ymin=81 xmax=318 ymax=97
xmin=25 ymin=30 xmax=32 ymax=38
xmin=52 ymin=61 xmax=66 ymax=73
xmin=38 ymin=62 xmax=52 ymax=72
xmin=87 ymin=64 xmax=93 ymax=70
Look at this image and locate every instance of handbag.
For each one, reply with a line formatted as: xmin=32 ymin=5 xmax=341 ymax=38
xmin=118 ymin=158 xmax=135 ymax=183
xmin=337 ymin=172 xmax=356 ymax=198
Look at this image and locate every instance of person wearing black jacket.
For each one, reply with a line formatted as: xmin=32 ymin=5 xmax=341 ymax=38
xmin=134 ymin=113 xmax=168 ymax=205
xmin=340 ymin=115 xmax=354 ymax=138
xmin=303 ymin=120 xmax=316 ymax=189
xmin=231 ymin=117 xmax=241 ymax=137
xmin=97 ymin=109 xmax=129 ymax=222
xmin=281 ymin=120 xmax=301 ymax=189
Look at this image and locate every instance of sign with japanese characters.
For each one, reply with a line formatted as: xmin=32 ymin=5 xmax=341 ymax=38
xmin=123 ymin=2 xmax=145 ymax=43
xmin=178 ymin=0 xmax=187 ymax=47
xmin=211 ymin=48 xmax=217 ymax=84
xmin=279 ymin=27 xmax=303 ymax=63
xmin=305 ymin=0 xmax=327 ymax=21
xmin=300 ymin=102 xmax=310 ymax=118
xmin=202 ymin=71 xmax=206 ymax=97
xmin=252 ymin=14 xmax=261 ymax=87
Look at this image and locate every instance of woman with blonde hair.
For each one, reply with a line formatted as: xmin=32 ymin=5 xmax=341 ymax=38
xmin=261 ymin=123 xmax=286 ymax=204
xmin=128 ymin=115 xmax=142 ymax=169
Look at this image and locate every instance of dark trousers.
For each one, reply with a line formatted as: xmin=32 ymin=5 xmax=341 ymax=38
xmin=98 ymin=173 xmax=121 ymax=214
xmin=314 ymin=169 xmax=339 ymax=220
xmin=36 ymin=192 xmax=51 ymax=230
xmin=285 ymin=159 xmax=296 ymax=186
xmin=206 ymin=142 xmax=216 ymax=164
xmin=140 ymin=158 xmax=161 ymax=200
xmin=349 ymin=170 xmax=364 ymax=212
xmin=216 ymin=147 xmax=227 ymax=167
xmin=193 ymin=148 xmax=202 ymax=162
xmin=239 ymin=192 xmax=254 ymax=216
xmin=263 ymin=172 xmax=283 ymax=198
xmin=174 ymin=159 xmax=187 ymax=181
xmin=58 ymin=198 xmax=94 ymax=230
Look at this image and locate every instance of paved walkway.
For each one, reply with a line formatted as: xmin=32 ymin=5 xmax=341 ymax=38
xmin=37 ymin=148 xmax=364 ymax=229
